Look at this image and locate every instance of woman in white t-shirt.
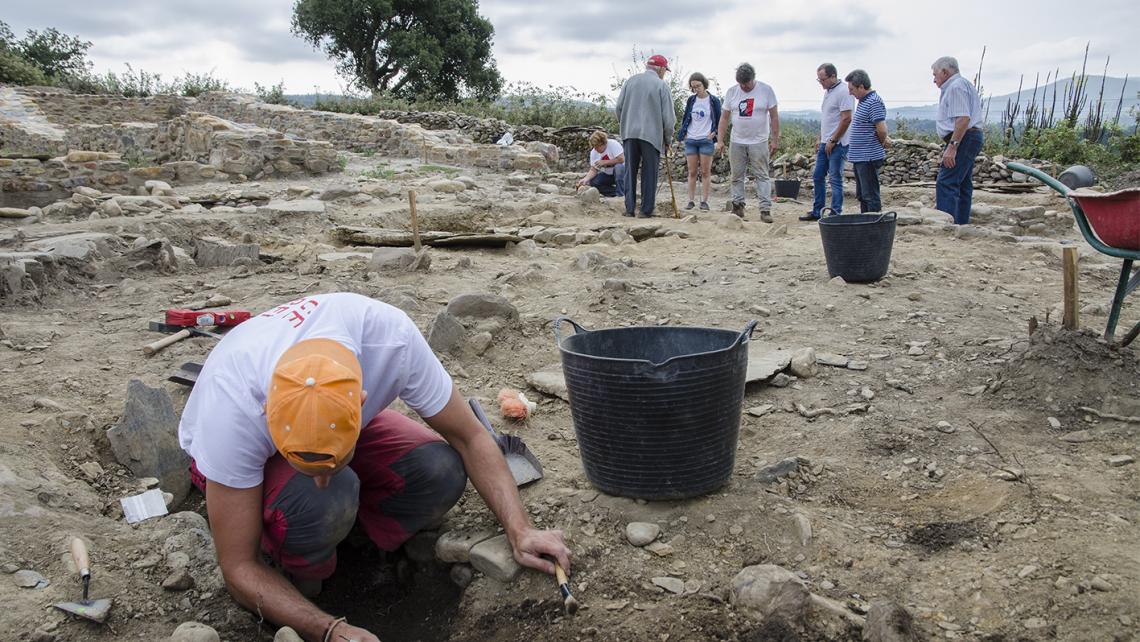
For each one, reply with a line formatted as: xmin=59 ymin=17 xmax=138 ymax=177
xmin=676 ymin=72 xmax=722 ymax=211
xmin=576 ymin=130 xmax=626 ymax=197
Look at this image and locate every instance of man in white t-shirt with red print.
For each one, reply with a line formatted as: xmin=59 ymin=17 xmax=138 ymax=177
xmin=716 ymin=62 xmax=780 ymax=223
xmin=178 ymin=293 xmax=570 ymax=642
xmin=576 ymin=130 xmax=626 ymax=197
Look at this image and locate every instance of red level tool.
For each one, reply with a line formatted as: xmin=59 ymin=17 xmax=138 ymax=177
xmin=165 ymin=309 xmax=251 ymax=327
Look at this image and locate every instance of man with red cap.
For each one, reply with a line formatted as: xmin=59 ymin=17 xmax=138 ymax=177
xmin=615 ymin=53 xmax=677 ymax=218
xmin=178 ymin=292 xmax=570 ymax=642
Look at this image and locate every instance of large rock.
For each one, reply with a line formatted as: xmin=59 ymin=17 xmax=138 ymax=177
xmin=747 ymin=345 xmax=793 ymax=383
xmin=435 ymin=529 xmax=497 ymax=563
xmin=469 ymin=534 xmax=521 ymax=582
xmin=732 ymin=564 xmax=811 ymax=620
xmin=106 ymin=380 xmax=191 ymax=505
xmin=429 ymin=179 xmax=466 ymax=193
xmin=319 ymin=185 xmax=361 ymax=201
xmin=789 ymin=347 xmax=818 ymax=379
xmin=28 ymin=233 xmax=119 ymax=261
xmin=368 ymin=247 xmax=417 ymax=272
xmin=445 ymin=293 xmax=518 ymax=322
xmin=195 ymin=237 xmax=259 ymax=268
xmin=427 ymin=311 xmax=467 ymax=354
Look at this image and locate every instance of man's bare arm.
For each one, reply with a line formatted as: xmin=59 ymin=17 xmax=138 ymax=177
xmin=206 ymin=481 xmax=378 ymax=642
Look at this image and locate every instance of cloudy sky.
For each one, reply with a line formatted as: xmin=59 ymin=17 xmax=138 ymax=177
xmin=5 ymin=0 xmax=1136 ymax=108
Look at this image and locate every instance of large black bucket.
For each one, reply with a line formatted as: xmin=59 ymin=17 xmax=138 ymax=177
xmin=555 ymin=318 xmax=757 ymax=500
xmin=818 ymin=210 xmax=897 ymax=283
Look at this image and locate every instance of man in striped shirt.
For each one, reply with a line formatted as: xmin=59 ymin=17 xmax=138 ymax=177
xmin=932 ymin=56 xmax=984 ymax=225
xmin=845 ymin=69 xmax=890 ymax=213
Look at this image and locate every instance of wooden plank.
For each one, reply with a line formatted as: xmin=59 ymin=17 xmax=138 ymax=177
xmin=1063 ymin=246 xmax=1079 ymax=330
xmin=332 ymin=226 xmax=520 ymax=248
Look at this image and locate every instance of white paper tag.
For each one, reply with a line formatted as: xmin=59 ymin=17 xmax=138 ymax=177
xmin=120 ymin=488 xmax=169 ymax=524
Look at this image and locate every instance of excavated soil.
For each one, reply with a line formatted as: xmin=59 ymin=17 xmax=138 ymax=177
xmin=1 ymin=152 xmax=1138 ymax=642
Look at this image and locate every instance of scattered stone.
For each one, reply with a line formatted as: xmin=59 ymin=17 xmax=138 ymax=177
xmin=651 ymin=576 xmax=685 ymax=594
xmin=816 ymin=353 xmax=849 ymax=368
xmin=863 ymin=601 xmax=920 ymax=642
xmin=469 ymin=534 xmax=522 ymax=582
xmin=429 ymin=179 xmax=466 ymax=193
xmin=0 ymin=207 xmax=34 ymax=219
xmin=466 ymin=331 xmax=493 ymax=355
xmin=368 ymin=247 xmax=418 ymax=272
xmin=746 ymin=404 xmax=775 ymax=417
xmin=769 ymin=373 xmax=793 ymax=388
xmin=1088 ymin=574 xmax=1117 ymax=592
xmin=427 ymin=312 xmax=466 ymax=354
xmin=195 ymin=237 xmax=260 ymax=268
xmin=78 ymin=461 xmax=104 ymax=481
xmin=626 ymin=522 xmax=660 ymax=546
xmin=13 ymin=570 xmax=49 ymax=589
xmin=168 ymin=621 xmax=220 ymax=642
xmin=732 ymin=564 xmax=811 ymax=619
xmin=645 ymin=542 xmax=674 ymax=557
xmin=1059 ymin=430 xmax=1095 ymax=443
xmin=162 ymin=567 xmax=195 ymax=591
xmin=602 ymin=278 xmax=630 ymax=292
xmin=1022 ymin=617 xmax=1047 ymax=630
xmin=935 ymin=421 xmax=955 ymax=434
xmin=450 ymin=564 xmax=475 ymax=589
xmin=1017 ymin=565 xmax=1038 ymax=579
xmin=318 ymin=185 xmax=360 ymax=201
xmin=757 ymin=457 xmax=806 ymax=483
xmin=145 ymin=180 xmax=174 ymax=196
xmin=1107 ymin=455 xmax=1134 ymax=467
xmin=445 ymin=293 xmax=519 ymax=322
xmin=577 ymin=187 xmax=601 ymax=204
xmin=747 ymin=346 xmax=793 ymax=383
xmin=828 ymin=276 xmax=847 ymax=288
xmin=536 ymin=183 xmax=560 ymax=194
xmin=508 ymin=239 xmax=541 ymax=257
xmin=435 ymin=529 xmax=497 ymax=563
xmin=261 ymin=199 xmax=327 ymax=215
xmin=793 ymin=513 xmax=813 ymax=547
xmin=847 ymin=360 xmax=869 ymax=371
xmin=525 ymin=370 xmax=569 ymax=401
xmin=717 ymin=213 xmax=744 ymax=230
xmin=106 ymin=380 xmax=191 ymax=505
xmin=1046 ymin=416 xmax=1062 ymax=429
xmin=789 ymin=347 xmax=818 ymax=379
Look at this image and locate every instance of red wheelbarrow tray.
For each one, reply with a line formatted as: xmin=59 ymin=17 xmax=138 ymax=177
xmin=1069 ymin=187 xmax=1140 ymax=251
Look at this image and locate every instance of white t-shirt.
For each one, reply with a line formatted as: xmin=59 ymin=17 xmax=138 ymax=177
xmin=686 ymin=96 xmax=713 ymax=140
xmin=820 ymin=81 xmax=856 ymax=146
xmin=724 ymin=82 xmax=778 ymax=145
xmin=178 ymin=292 xmax=453 ymax=489
xmin=588 ymin=139 xmax=625 ymax=175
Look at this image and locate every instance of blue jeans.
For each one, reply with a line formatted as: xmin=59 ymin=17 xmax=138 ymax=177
xmin=936 ymin=128 xmax=983 ymax=224
xmin=812 ymin=143 xmax=848 ymax=217
xmin=853 ymin=160 xmax=884 ymax=213
xmin=588 ymin=163 xmax=625 ymax=197
xmin=623 ymin=139 xmax=659 ymax=216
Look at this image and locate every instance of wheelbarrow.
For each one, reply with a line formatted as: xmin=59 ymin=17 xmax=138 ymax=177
xmin=1009 ymin=162 xmax=1140 ymax=346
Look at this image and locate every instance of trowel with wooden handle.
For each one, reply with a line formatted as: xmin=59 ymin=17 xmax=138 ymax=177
xmin=54 ymin=537 xmax=113 ymax=623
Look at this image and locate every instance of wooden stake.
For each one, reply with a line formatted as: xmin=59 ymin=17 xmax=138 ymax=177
xmin=665 ymin=145 xmax=679 ymax=219
xmin=408 ymin=190 xmax=422 ymax=252
xmin=1063 ymin=246 xmax=1079 ymax=330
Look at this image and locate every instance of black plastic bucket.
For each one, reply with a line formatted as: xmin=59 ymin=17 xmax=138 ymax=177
xmin=818 ymin=210 xmax=897 ymax=283
xmin=555 ymin=318 xmax=757 ymax=500
xmin=774 ymin=179 xmax=801 ymax=199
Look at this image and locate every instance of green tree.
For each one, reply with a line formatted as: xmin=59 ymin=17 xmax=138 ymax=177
xmin=291 ymin=0 xmax=503 ymax=100
xmin=14 ymin=25 xmax=91 ymax=78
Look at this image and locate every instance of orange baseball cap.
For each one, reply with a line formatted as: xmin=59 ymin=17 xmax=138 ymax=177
xmin=266 ymin=338 xmax=363 ymax=475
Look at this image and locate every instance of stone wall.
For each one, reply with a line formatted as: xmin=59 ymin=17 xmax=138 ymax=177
xmin=195 ymin=94 xmax=548 ymax=171
xmin=24 ymin=90 xmax=190 ymax=125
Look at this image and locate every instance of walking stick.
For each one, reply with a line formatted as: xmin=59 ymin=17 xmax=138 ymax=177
xmin=665 ymin=143 xmax=680 ymax=219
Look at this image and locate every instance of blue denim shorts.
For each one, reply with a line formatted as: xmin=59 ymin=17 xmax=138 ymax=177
xmin=684 ymin=138 xmax=715 ymax=156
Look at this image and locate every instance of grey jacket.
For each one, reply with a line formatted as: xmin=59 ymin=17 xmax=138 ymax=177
xmin=615 ymin=70 xmax=676 ymax=152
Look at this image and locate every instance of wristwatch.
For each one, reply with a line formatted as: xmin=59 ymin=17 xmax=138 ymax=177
xmin=949 ymin=140 xmax=960 ymax=146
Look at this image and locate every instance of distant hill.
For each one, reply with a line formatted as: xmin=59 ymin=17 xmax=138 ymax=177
xmin=782 ymin=75 xmax=1138 ymax=126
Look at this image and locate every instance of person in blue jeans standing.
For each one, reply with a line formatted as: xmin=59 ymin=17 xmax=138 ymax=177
xmin=932 ymin=56 xmax=984 ymax=225
xmin=801 ymin=63 xmax=854 ymax=221
xmin=677 ymin=72 xmax=721 ymax=211
xmin=845 ymin=69 xmax=890 ymax=213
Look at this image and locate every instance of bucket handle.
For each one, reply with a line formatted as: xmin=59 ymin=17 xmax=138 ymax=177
xmin=875 ymin=211 xmax=897 ymax=223
xmin=821 ymin=207 xmax=838 ymax=217
xmin=736 ymin=319 xmax=759 ymax=346
xmin=553 ymin=316 xmax=588 ymax=346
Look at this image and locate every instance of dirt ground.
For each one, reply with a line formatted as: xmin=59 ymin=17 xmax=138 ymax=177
xmin=1 ymin=152 xmax=1138 ymax=642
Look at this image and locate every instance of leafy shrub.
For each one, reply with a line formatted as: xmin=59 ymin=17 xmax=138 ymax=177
xmin=0 ymin=49 xmax=48 ymax=85
xmin=254 ymin=81 xmax=291 ymax=105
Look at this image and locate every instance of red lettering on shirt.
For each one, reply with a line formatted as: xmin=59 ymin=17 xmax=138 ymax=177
xmin=259 ymin=297 xmax=320 ymax=328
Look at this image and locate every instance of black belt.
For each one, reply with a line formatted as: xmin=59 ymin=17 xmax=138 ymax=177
xmin=942 ymin=127 xmax=981 ymax=143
